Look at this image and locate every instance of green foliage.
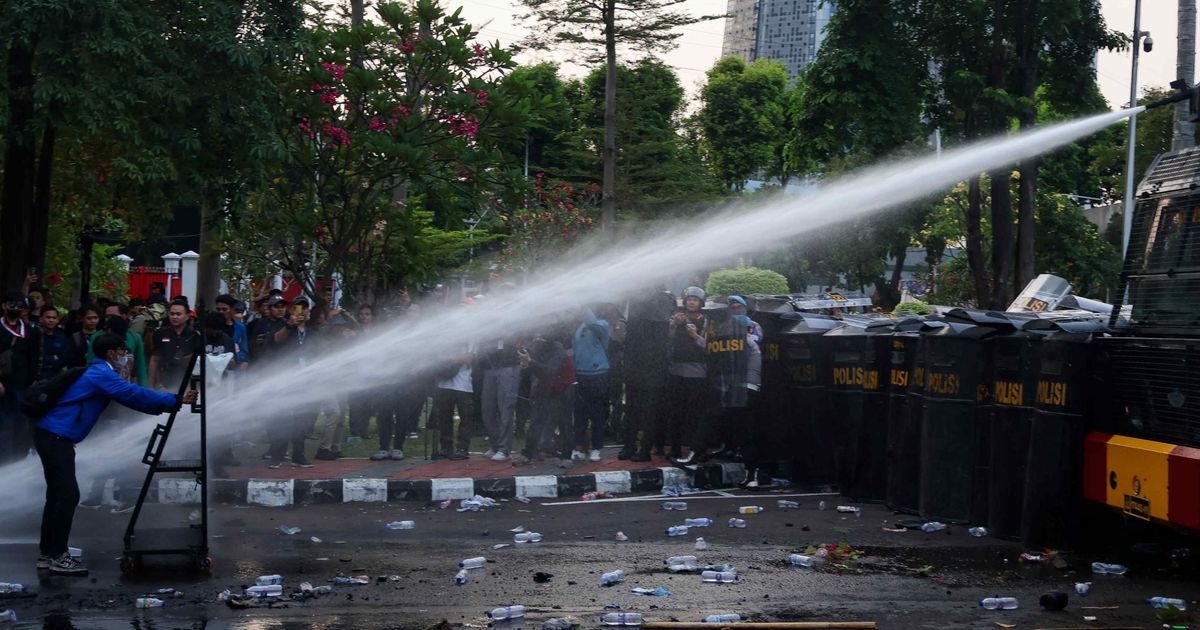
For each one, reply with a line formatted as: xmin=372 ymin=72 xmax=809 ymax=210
xmin=1090 ymin=86 xmax=1175 ymax=200
xmin=894 ymin=300 xmax=934 ymax=316
xmin=516 ymin=0 xmax=721 ymax=64
xmin=699 ymin=57 xmax=790 ymax=189
xmin=705 ymin=264 xmax=789 ymax=297
xmin=1034 ymin=193 xmax=1120 ymax=299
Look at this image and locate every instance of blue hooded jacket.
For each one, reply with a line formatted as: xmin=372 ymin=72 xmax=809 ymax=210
xmin=36 ymin=359 xmax=179 ymax=443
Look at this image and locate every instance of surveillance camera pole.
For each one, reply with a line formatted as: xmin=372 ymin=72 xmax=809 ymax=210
xmin=1121 ymin=0 xmax=1144 ymax=259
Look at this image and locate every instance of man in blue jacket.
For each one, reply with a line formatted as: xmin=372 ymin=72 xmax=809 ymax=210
xmin=34 ymin=333 xmax=195 ymax=575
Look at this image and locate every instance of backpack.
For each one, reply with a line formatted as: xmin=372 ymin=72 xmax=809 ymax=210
xmin=21 ymin=367 xmax=88 ymax=419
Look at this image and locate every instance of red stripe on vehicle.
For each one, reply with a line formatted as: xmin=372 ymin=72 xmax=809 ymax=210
xmin=1168 ymin=445 xmax=1200 ymax=531
xmin=1083 ymin=432 xmax=1113 ymax=504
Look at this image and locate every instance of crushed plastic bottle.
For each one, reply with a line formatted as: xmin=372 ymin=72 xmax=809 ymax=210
xmin=968 ymin=527 xmax=988 ymax=537
xmin=701 ymin=570 xmax=740 ymax=583
xmin=920 ymin=522 xmax=947 ymax=533
xmin=460 ymin=556 xmax=487 ymax=569
xmin=330 ymin=576 xmax=369 ymax=585
xmin=665 ymin=555 xmax=698 ymax=566
xmin=1075 ymin=582 xmax=1090 ymax=596
xmin=667 ymin=563 xmax=699 ymax=573
xmin=581 ymin=491 xmax=607 ymax=501
xmin=683 ymin=518 xmax=714 ymax=527
xmin=666 ymin=525 xmax=690 ymax=537
xmin=0 ymin=584 xmax=26 ymax=594
xmin=514 ymin=532 xmax=544 ymax=543
xmin=694 ymin=537 xmax=708 ymax=551
xmin=662 ymin=501 xmax=688 ymax=511
xmin=836 ymin=505 xmax=859 ymax=513
xmin=1091 ymin=562 xmax=1128 ymax=575
xmin=1019 ymin=552 xmax=1042 ymax=562
xmin=702 ymin=614 xmax=741 ymax=623
xmin=455 ymin=569 xmax=469 ymax=586
xmin=299 ymin=582 xmax=314 ymax=593
xmin=514 ymin=496 xmax=532 ymax=504
xmin=0 ymin=610 xmax=16 ymax=623
xmin=728 ymin=518 xmax=747 ymax=528
xmin=600 ymin=570 xmax=624 ymax=586
xmin=386 ymin=521 xmax=415 ymax=530
xmin=134 ymin=597 xmax=165 ymax=608
xmin=818 ymin=500 xmax=827 ymax=510
xmin=738 ymin=506 xmax=764 ymax=514
xmin=615 ymin=531 xmax=629 ymax=542
xmin=245 ymin=585 xmax=283 ymax=597
xmin=777 ymin=500 xmax=800 ymax=509
xmin=788 ymin=554 xmax=814 ymax=567
xmin=1148 ymin=597 xmax=1187 ymax=610
xmin=255 ymin=575 xmax=284 ymax=586
xmin=601 ymin=612 xmax=644 ymax=626
xmin=313 ymin=585 xmax=333 ymax=594
xmin=68 ymin=546 xmax=82 ymax=560
xmin=487 ymin=605 xmax=527 ymax=620
xmin=458 ymin=500 xmax=483 ymax=512
xmin=216 ymin=589 xmax=232 ymax=602
xmin=543 ymin=618 xmax=575 ymax=630
xmin=979 ymin=597 xmax=1019 ymax=610
xmin=278 ymin=526 xmax=301 ymax=535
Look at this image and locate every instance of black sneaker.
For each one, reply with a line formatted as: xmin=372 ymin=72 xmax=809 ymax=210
xmin=430 ymin=451 xmax=446 ymax=461
xmin=448 ymin=450 xmax=469 ymax=461
xmin=49 ymin=553 xmax=88 ymax=576
xmin=314 ymin=448 xmax=338 ymax=461
xmin=630 ymin=451 xmax=652 ymax=462
xmin=292 ymin=455 xmax=314 ymax=468
xmin=617 ymin=449 xmax=634 ymax=460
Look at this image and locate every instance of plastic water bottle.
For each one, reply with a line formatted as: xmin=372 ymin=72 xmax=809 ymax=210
xmin=313 ymin=585 xmax=333 ymax=594
xmin=386 ymin=521 xmax=415 ymax=530
xmin=1075 ymin=582 xmax=1090 ymax=596
xmin=245 ymin=585 xmax=283 ymax=597
xmin=668 ymin=563 xmax=698 ymax=573
xmin=460 ymin=556 xmax=487 ymax=569
xmin=665 ymin=555 xmax=698 ymax=566
xmin=694 ymin=537 xmax=708 ymax=551
xmin=703 ymin=614 xmax=741 ymax=623
xmin=600 ymin=570 xmax=624 ymax=586
xmin=968 ymin=527 xmax=988 ymax=537
xmin=728 ymin=518 xmax=747 ymax=528
xmin=255 ymin=574 xmax=284 ymax=586
xmin=487 ymin=605 xmax=527 ymax=620
xmin=979 ymin=597 xmax=1019 ymax=610
xmin=459 ymin=500 xmax=483 ymax=512
xmin=738 ymin=506 xmax=764 ymax=514
xmin=0 ymin=584 xmax=26 ymax=594
xmin=683 ymin=518 xmax=714 ymax=527
xmin=455 ymin=569 xmax=469 ymax=586
xmin=777 ymin=500 xmax=799 ymax=509
xmin=1148 ymin=597 xmax=1187 ymax=610
xmin=667 ymin=525 xmax=689 ymax=536
xmin=1091 ymin=562 xmax=1128 ymax=575
xmin=514 ymin=532 xmax=544 ymax=543
xmin=662 ymin=501 xmax=688 ymax=511
xmin=135 ymin=597 xmax=165 ymax=608
xmin=788 ymin=554 xmax=814 ymax=567
xmin=331 ymin=576 xmax=369 ymax=585
xmin=601 ymin=612 xmax=643 ymax=626
xmin=920 ymin=522 xmax=947 ymax=532
xmin=701 ymin=570 xmax=740 ymax=583
xmin=278 ymin=525 xmax=301 ymax=535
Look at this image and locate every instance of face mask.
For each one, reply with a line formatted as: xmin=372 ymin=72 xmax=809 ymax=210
xmin=734 ymin=314 xmax=753 ymax=326
xmin=116 ymin=354 xmax=131 ymax=368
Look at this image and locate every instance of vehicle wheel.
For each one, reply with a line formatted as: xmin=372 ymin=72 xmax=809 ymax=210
xmin=119 ymin=555 xmax=140 ymax=575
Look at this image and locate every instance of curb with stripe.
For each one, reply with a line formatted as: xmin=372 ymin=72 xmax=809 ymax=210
xmin=141 ymin=463 xmax=748 ymax=507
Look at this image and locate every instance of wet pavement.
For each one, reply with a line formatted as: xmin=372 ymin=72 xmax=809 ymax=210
xmin=1 ymin=489 xmax=1196 ymax=630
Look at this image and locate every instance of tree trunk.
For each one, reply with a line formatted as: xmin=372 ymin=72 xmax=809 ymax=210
xmin=0 ymin=42 xmax=37 ymax=296
xmin=30 ymin=122 xmax=56 ymax=282
xmin=1015 ymin=0 xmax=1038 ymax=290
xmin=195 ymin=201 xmax=222 ymax=312
xmin=600 ymin=0 xmax=618 ymax=230
xmin=986 ymin=0 xmax=1013 ymax=309
xmin=351 ymin=0 xmax=364 ymax=28
xmin=1175 ymin=0 xmax=1196 ymax=150
xmin=873 ymin=244 xmax=906 ymax=310
xmin=966 ymin=175 xmax=989 ymax=306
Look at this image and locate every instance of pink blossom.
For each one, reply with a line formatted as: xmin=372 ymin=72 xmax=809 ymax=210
xmin=369 ymin=116 xmax=387 ymax=132
xmin=321 ymin=62 xmax=347 ymax=81
xmin=311 ymin=83 xmax=325 ymax=92
xmin=471 ymin=42 xmax=487 ymax=61
xmin=391 ymin=104 xmax=412 ymax=118
xmin=298 ymin=119 xmax=315 ymax=139
xmin=400 ymin=40 xmax=415 ymax=54
xmin=320 ymin=121 xmax=351 ymax=147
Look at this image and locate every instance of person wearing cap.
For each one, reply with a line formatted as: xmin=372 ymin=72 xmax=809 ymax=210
xmin=33 ymin=333 xmax=196 ymax=576
xmin=0 ymin=292 xmax=34 ymax=464
xmin=249 ymin=295 xmax=289 ymax=364
xmin=148 ymin=299 xmax=202 ymax=391
xmin=664 ymin=286 xmax=709 ymax=459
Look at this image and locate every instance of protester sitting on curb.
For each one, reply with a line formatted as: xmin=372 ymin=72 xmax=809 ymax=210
xmin=34 ymin=333 xmax=196 ymax=575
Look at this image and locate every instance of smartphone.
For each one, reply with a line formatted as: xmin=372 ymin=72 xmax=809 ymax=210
xmin=293 ymin=305 xmax=303 ymax=316
xmin=27 ymin=266 xmax=37 ymax=276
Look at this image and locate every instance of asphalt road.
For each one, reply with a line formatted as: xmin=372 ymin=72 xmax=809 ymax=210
xmin=0 ymin=489 xmax=1195 ymax=629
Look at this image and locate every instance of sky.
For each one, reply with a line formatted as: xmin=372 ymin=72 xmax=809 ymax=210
xmin=455 ymin=0 xmax=1182 ymax=110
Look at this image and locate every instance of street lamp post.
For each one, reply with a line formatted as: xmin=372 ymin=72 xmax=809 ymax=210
xmin=1122 ymin=0 xmax=1151 ymax=259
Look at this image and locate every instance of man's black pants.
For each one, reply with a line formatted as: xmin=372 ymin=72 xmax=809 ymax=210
xmin=35 ymin=429 xmax=79 ymax=558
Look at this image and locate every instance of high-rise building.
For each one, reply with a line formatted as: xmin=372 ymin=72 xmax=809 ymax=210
xmin=720 ymin=0 xmax=835 ymax=80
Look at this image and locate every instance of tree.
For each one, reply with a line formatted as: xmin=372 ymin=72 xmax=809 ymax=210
xmin=516 ymin=0 xmax=721 ymax=229
xmin=228 ymin=0 xmax=531 ymax=307
xmin=698 ymin=57 xmax=789 ymax=190
xmin=1090 ymin=87 xmax=1175 ymax=200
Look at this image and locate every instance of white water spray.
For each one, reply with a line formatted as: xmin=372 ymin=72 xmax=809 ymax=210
xmin=0 ymin=107 xmax=1139 ymax=531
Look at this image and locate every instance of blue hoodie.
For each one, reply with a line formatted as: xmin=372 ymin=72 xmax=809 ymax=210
xmin=573 ymin=307 xmax=611 ymax=376
xmin=36 ymin=359 xmax=179 ymax=443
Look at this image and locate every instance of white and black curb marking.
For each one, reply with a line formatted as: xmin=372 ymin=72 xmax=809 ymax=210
xmin=136 ymin=462 xmax=743 ymax=506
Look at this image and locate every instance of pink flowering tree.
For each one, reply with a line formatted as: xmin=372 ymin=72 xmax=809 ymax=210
xmin=234 ymin=0 xmax=532 ymax=306
xmin=497 ymin=172 xmax=601 ymax=273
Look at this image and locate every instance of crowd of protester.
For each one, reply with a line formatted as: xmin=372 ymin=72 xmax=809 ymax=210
xmin=0 ymin=274 xmax=778 ymax=491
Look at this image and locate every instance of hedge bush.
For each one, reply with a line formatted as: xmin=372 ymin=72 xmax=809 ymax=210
xmin=893 ymin=300 xmax=934 ymax=316
xmin=705 ymin=265 xmax=790 ymax=297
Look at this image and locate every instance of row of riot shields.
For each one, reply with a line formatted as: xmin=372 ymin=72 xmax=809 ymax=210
xmin=747 ymin=296 xmax=1105 ymax=549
